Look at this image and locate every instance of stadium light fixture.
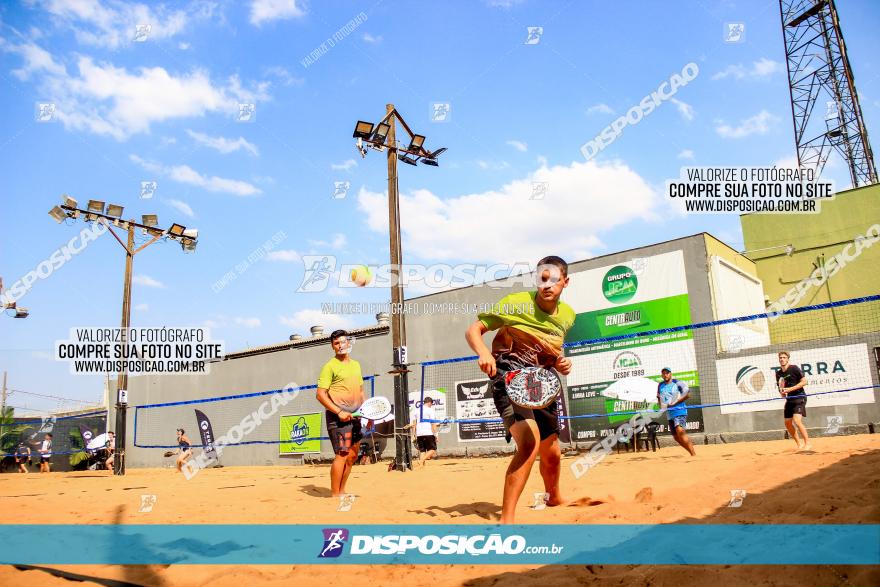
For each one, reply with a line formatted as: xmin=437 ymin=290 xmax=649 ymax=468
xmin=49 ymin=195 xmax=200 ymax=475
xmin=372 ymin=122 xmax=391 ymax=144
xmin=106 ymin=204 xmax=125 ymax=217
xmin=49 ymin=206 xmax=67 ymax=223
xmin=420 ymin=158 xmax=439 ymax=167
xmin=13 ymin=307 xmax=28 ymax=318
xmin=398 ymin=153 xmax=418 ymax=166
xmin=168 ymin=223 xmax=186 ymax=238
xmin=353 ymin=120 xmax=374 ymax=139
xmin=407 ymin=134 xmax=426 ymax=153
xmin=86 ymin=200 xmax=105 ymax=221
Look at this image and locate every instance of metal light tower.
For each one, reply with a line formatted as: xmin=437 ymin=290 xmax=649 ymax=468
xmin=779 ymin=0 xmax=877 ymax=187
xmin=351 ymin=105 xmax=446 ymax=472
xmin=49 ymin=196 xmax=198 ymax=475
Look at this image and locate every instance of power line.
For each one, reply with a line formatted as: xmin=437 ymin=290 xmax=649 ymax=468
xmin=9 ymin=388 xmax=97 ymax=404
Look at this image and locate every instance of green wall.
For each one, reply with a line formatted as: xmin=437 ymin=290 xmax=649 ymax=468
xmin=740 ymin=183 xmax=880 ymax=343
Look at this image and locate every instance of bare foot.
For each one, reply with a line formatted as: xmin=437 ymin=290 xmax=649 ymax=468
xmin=799 ymin=443 xmax=813 ymax=452
xmin=546 ymin=494 xmax=568 ymax=507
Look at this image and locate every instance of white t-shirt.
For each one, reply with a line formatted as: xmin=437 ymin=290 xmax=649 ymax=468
xmin=40 ymin=439 xmax=52 ymax=457
xmin=415 ymin=405 xmax=435 ymax=437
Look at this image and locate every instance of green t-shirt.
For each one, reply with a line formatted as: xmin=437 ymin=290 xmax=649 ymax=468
xmin=318 ymin=357 xmax=364 ymax=412
xmin=478 ymin=290 xmax=575 ymax=367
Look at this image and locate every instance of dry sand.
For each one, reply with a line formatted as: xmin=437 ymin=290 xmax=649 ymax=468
xmin=1 ymin=435 xmax=878 ymax=586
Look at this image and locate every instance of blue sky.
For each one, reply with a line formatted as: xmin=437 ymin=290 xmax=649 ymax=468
xmin=1 ymin=0 xmax=879 ymax=411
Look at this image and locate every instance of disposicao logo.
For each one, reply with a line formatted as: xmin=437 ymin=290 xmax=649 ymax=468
xmin=318 ymin=528 xmax=349 ymax=558
xmin=735 ymin=365 xmax=765 ymax=395
xmin=602 ymin=265 xmax=638 ymax=304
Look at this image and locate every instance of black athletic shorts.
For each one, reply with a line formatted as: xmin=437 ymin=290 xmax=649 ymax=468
xmin=784 ymin=396 xmax=807 ymax=418
xmin=326 ymin=411 xmax=362 ymax=455
xmin=416 ymin=435 xmax=437 ymax=452
xmin=40 ymin=456 xmax=50 ymax=463
xmin=491 ymin=360 xmax=560 ymax=442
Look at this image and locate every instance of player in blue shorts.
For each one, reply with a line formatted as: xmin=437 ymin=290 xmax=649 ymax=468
xmin=657 ymin=367 xmax=696 ymax=456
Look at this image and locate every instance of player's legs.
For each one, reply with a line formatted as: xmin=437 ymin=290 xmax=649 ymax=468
xmin=176 ymin=450 xmax=191 ymax=472
xmin=339 ymin=441 xmax=359 ymax=494
xmin=18 ymin=459 xmax=26 ymax=473
xmin=501 ymin=418 xmax=541 ymax=524
xmin=669 ymin=417 xmax=696 ymax=456
xmin=792 ymin=413 xmax=811 ymax=450
xmin=537 ymin=434 xmax=565 ymax=506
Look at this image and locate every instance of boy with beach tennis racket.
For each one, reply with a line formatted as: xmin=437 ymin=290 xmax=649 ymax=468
xmin=316 ymin=329 xmax=365 ymax=497
xmin=465 ymin=256 xmax=575 ymax=524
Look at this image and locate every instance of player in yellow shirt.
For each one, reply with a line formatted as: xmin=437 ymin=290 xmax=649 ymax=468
xmin=465 ymin=256 xmax=575 ymax=524
xmin=316 ymin=329 xmax=365 ymax=497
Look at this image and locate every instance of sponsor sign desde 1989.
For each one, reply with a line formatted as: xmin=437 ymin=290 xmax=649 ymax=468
xmin=562 ymin=250 xmax=703 ymax=438
xmin=715 ymin=343 xmax=876 ymax=414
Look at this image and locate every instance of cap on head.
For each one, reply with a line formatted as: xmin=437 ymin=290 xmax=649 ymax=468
xmin=661 ymin=367 xmax=672 ymax=373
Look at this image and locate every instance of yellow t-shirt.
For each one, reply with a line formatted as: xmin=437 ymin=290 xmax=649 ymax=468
xmin=478 ymin=290 xmax=575 ymax=367
xmin=317 ymin=357 xmax=364 ymax=412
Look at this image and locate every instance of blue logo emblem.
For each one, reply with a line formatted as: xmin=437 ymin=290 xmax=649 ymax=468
xmin=291 ymin=417 xmax=309 ymax=445
xmin=318 ymin=528 xmax=348 ymax=558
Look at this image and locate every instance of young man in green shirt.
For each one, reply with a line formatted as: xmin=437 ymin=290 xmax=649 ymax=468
xmin=465 ymin=256 xmax=575 ymax=524
xmin=316 ymin=329 xmax=365 ymax=497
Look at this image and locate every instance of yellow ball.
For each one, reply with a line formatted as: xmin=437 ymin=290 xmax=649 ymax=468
xmin=350 ymin=265 xmax=373 ymax=287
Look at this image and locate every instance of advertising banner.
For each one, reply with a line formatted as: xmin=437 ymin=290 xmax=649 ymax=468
xmin=454 ymin=379 xmax=506 ymax=442
xmin=715 ymin=343 xmax=875 ymax=414
xmin=563 ymin=250 xmax=703 ymax=438
xmin=280 ymin=412 xmax=322 ymax=454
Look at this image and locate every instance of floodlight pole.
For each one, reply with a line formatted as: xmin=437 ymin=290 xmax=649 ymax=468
xmin=385 ymin=103 xmax=413 ymax=472
xmin=113 ymin=223 xmax=135 ymax=475
xmin=52 ymin=204 xmax=196 ymax=475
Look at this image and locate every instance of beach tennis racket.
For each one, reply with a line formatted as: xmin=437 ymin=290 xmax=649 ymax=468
xmin=351 ymin=396 xmax=392 ymax=420
xmin=505 ymin=366 xmax=561 ymax=409
xmin=163 ymin=450 xmax=175 ymax=457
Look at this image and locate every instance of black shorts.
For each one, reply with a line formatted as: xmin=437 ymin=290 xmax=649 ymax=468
xmin=326 ymin=411 xmax=362 ymax=455
xmin=416 ymin=435 xmax=437 ymax=452
xmin=784 ymin=396 xmax=807 ymax=418
xmin=40 ymin=456 xmax=50 ymax=463
xmin=491 ymin=362 xmax=560 ymax=442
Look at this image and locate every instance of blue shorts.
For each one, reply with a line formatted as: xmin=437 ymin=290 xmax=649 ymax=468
xmin=668 ymin=415 xmax=687 ymax=430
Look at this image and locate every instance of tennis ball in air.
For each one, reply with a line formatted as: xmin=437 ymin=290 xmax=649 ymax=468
xmin=350 ymin=265 xmax=373 ymax=287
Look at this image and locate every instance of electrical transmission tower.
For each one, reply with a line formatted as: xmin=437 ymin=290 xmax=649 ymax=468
xmin=779 ymin=0 xmax=877 ymax=187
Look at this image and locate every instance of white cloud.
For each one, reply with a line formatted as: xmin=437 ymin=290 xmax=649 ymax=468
xmin=179 ymin=42 xmax=190 ymax=50
xmin=774 ymin=155 xmax=800 ymax=169
xmin=36 ymin=0 xmax=201 ymax=49
xmin=250 ymin=0 xmax=306 ymax=26
xmin=164 ymin=198 xmax=194 ymax=218
xmin=331 ymin=159 xmax=358 ymax=171
xmin=263 ymin=65 xmax=304 ymax=86
xmin=715 ymin=110 xmax=780 ymax=139
xmin=308 ymin=233 xmax=347 ymax=250
xmin=133 ymin=274 xmax=165 ymax=288
xmin=279 ymin=309 xmax=351 ymax=334
xmin=587 ymin=103 xmax=614 ymax=115
xmin=0 ymin=40 xmax=270 ymax=140
xmin=670 ymin=98 xmax=694 ymax=121
xmin=186 ymin=130 xmax=259 ymax=156
xmin=267 ymin=249 xmax=300 ymax=262
xmin=134 ymin=303 xmax=149 ymax=311
xmin=677 ymin=149 xmax=695 ymax=160
xmin=362 ymin=33 xmax=383 ymax=44
xmin=130 ymin=155 xmax=262 ymax=196
xmin=476 ymin=160 xmax=510 ymax=170
xmin=506 ymin=140 xmax=528 ymax=152
xmin=712 ymin=58 xmax=783 ymax=81
xmin=357 ymin=159 xmax=657 ymax=264
xmin=234 ymin=317 xmax=261 ymax=328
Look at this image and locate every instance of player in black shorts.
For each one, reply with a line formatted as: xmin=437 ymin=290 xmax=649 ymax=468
xmin=466 ymin=256 xmax=575 ymax=524
xmin=775 ymin=351 xmax=812 ymax=451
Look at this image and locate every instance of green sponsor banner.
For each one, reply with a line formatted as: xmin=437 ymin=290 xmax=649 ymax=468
xmin=280 ymin=412 xmax=322 ymax=454
xmin=566 ymin=294 xmax=692 ymax=355
xmin=568 ymin=371 xmax=703 ymax=438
